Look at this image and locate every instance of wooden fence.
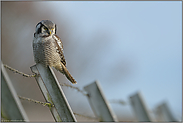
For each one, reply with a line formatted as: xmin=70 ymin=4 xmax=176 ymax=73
xmin=1 ymin=62 xmax=178 ymax=122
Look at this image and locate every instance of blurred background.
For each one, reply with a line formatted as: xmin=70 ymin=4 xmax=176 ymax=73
xmin=1 ymin=1 xmax=182 ymax=122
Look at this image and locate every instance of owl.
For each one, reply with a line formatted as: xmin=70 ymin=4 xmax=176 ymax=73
xmin=33 ymin=20 xmax=77 ymax=84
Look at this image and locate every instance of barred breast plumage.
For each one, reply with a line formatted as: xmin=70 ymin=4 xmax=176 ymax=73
xmin=33 ymin=36 xmax=62 ymax=69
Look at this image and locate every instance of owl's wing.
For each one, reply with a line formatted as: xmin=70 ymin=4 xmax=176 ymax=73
xmin=53 ymin=34 xmax=66 ymax=66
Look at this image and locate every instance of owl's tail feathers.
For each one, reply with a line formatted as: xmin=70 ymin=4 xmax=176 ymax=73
xmin=61 ymin=63 xmax=77 ymax=84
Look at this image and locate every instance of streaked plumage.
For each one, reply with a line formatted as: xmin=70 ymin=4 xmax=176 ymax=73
xmin=33 ymin=20 xmax=77 ymax=84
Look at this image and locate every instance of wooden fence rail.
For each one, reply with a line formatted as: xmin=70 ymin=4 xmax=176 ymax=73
xmin=154 ymin=102 xmax=177 ymax=122
xmin=30 ymin=64 xmax=76 ymax=122
xmin=129 ymin=92 xmax=152 ymax=122
xmin=1 ymin=62 xmax=178 ymax=122
xmin=1 ymin=62 xmax=29 ymax=122
xmin=84 ymin=81 xmax=118 ymax=122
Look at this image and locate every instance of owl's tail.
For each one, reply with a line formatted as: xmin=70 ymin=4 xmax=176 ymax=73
xmin=60 ymin=63 xmax=77 ymax=84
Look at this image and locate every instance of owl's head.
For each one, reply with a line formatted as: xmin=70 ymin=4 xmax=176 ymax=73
xmin=35 ymin=20 xmax=57 ymax=36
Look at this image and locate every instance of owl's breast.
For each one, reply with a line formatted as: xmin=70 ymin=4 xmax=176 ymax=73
xmin=33 ymin=37 xmax=61 ymax=66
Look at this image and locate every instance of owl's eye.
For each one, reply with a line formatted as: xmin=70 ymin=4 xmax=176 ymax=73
xmin=44 ymin=27 xmax=47 ymax=30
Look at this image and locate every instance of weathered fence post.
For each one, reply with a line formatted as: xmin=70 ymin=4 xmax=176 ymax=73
xmin=129 ymin=92 xmax=152 ymax=122
xmin=154 ymin=102 xmax=177 ymax=122
xmin=1 ymin=62 xmax=29 ymax=122
xmin=84 ymin=80 xmax=118 ymax=122
xmin=30 ymin=63 xmax=76 ymax=122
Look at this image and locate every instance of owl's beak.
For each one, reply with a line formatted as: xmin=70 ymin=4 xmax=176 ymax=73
xmin=49 ymin=31 xmax=52 ymax=35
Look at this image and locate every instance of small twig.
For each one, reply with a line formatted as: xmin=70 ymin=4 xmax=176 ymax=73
xmin=18 ymin=96 xmax=54 ymax=107
xmin=73 ymin=112 xmax=98 ymax=120
xmin=3 ymin=64 xmax=36 ymax=77
xmin=60 ymin=83 xmax=88 ymax=96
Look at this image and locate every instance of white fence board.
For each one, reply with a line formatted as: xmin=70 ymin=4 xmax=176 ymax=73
xmin=154 ymin=102 xmax=177 ymax=122
xmin=30 ymin=64 xmax=76 ymax=122
xmin=1 ymin=62 xmax=29 ymax=122
xmin=84 ymin=81 xmax=117 ymax=122
xmin=129 ymin=92 xmax=152 ymax=122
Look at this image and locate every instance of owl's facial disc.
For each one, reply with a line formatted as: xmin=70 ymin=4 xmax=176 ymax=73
xmin=35 ymin=20 xmax=56 ymax=37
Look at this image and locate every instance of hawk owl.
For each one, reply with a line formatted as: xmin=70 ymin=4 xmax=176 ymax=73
xmin=33 ymin=20 xmax=77 ymax=84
